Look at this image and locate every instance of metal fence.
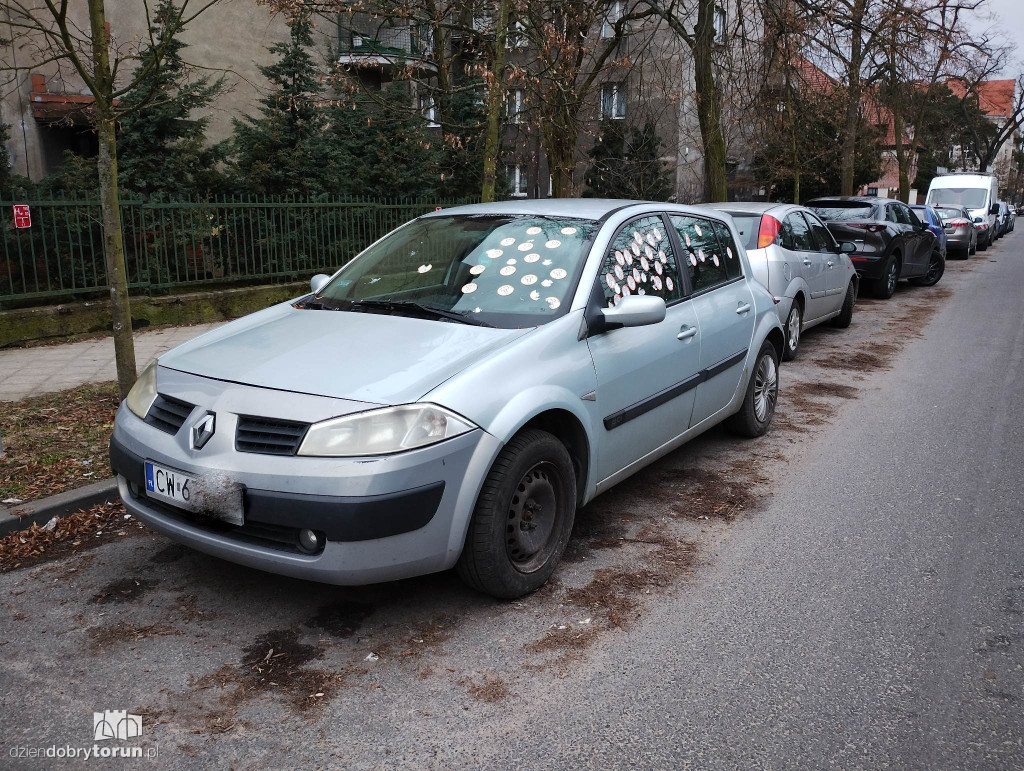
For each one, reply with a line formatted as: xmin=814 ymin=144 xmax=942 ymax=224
xmin=0 ymin=195 xmax=474 ymax=308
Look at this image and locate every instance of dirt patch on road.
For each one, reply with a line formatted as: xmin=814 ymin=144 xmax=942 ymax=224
xmin=92 ymin=577 xmax=160 ymax=604
xmin=463 ymin=673 xmax=513 ymax=703
xmin=307 ymin=600 xmax=376 ymax=639
xmin=89 ymin=620 xmax=181 ymax=653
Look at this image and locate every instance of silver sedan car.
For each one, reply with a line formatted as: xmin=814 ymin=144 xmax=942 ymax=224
xmin=110 ymin=200 xmax=784 ymax=598
xmin=706 ymin=203 xmax=859 ymax=360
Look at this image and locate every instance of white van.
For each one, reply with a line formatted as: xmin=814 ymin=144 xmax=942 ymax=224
xmin=926 ymin=174 xmax=999 ymax=250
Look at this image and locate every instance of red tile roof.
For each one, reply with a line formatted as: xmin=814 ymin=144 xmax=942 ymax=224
xmin=945 ymin=78 xmax=1017 ymax=118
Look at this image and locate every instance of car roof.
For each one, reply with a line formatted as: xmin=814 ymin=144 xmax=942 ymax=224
xmin=702 ymin=202 xmax=792 ymax=215
xmin=424 ymin=198 xmax=649 ymax=221
xmin=806 ymin=196 xmax=891 ymax=204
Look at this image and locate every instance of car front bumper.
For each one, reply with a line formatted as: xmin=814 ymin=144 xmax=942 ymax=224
xmin=110 ymin=389 xmax=502 ymax=586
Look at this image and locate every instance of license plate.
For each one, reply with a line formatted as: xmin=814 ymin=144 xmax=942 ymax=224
xmin=144 ymin=461 xmax=243 ymax=526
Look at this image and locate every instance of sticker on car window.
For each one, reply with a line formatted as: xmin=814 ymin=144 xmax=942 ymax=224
xmin=546 ymin=297 xmax=560 ymax=309
xmin=417 ymin=264 xmax=432 ymax=273
xmin=486 ymin=249 xmax=503 ymax=259
xmin=497 ymin=284 xmax=514 ymax=296
xmin=694 ymin=224 xmax=703 ymax=236
xmin=684 ymin=232 xmax=691 ymax=247
xmin=470 ymin=264 xmax=486 ymax=275
xmin=530 ymin=290 xmax=540 ymax=300
xmin=541 ymin=279 xmax=553 ymax=287
xmin=630 ymin=242 xmax=641 ymax=256
xmin=500 ymin=237 xmax=516 ymax=246
xmin=614 ymin=264 xmax=624 ymax=280
xmin=689 ymin=253 xmax=697 ymax=266
xmin=561 ymin=226 xmax=578 ymax=235
xmin=712 ymin=254 xmax=720 ymax=267
xmin=615 ymin=250 xmax=625 ymax=265
xmin=506 ymin=258 xmax=517 ymax=264
xmin=524 ymin=253 xmax=540 ymax=263
xmin=518 ymin=242 xmax=534 ymax=252
xmin=521 ymin=274 xmax=538 ymax=285
xmin=666 ymin=277 xmax=674 ymax=291
xmin=545 ymin=240 xmax=561 ymax=249
xmin=726 ymin=246 xmax=733 ymax=259
xmin=654 ymin=261 xmax=663 ymax=275
xmin=550 ymin=268 xmax=567 ymax=280
xmin=653 ymin=227 xmax=663 ymax=241
xmin=500 ymin=266 xmax=516 ymax=276
xmin=526 ymin=226 xmax=543 ymax=235
xmin=462 ymin=282 xmax=478 ymax=294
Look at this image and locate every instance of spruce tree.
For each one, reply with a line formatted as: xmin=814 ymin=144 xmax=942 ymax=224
xmin=583 ymin=119 xmax=672 ymax=201
xmin=117 ymin=0 xmax=227 ymax=198
xmin=231 ymin=11 xmax=327 ymax=196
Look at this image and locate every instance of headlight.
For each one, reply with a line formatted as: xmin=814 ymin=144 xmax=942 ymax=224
xmin=126 ymin=362 xmax=158 ymax=419
xmin=297 ymin=403 xmax=476 ymax=457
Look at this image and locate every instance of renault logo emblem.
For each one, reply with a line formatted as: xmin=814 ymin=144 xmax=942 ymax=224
xmin=191 ymin=413 xmax=216 ymax=450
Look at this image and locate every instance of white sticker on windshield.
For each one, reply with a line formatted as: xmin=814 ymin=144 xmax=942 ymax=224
xmin=541 ymin=279 xmax=553 ymax=287
xmin=654 ymin=260 xmax=663 ymax=275
xmin=506 ymin=258 xmax=517 ymax=264
xmin=542 ymin=259 xmax=552 ymax=266
xmin=518 ymin=242 xmax=534 ymax=252
xmin=627 ymin=276 xmax=636 ymax=291
xmin=727 ymin=246 xmax=734 ymax=259
xmin=644 ymin=245 xmax=654 ymax=260
xmin=646 ymin=232 xmax=656 ymax=247
xmin=417 ymin=264 xmax=432 ymax=273
xmin=524 ymin=253 xmax=540 ymax=263
xmin=526 ymin=226 xmax=543 ymax=235
xmin=641 ymin=256 xmax=650 ymax=272
xmin=689 ymin=253 xmax=698 ymax=267
xmin=530 ymin=290 xmax=541 ymax=300
xmin=462 ymin=282 xmax=478 ymax=294
xmin=546 ymin=297 xmax=560 ymax=309
xmin=694 ymin=224 xmax=703 ymax=237
xmin=500 ymin=265 xmax=516 ymax=276
xmin=684 ymin=233 xmax=691 ymax=247
xmin=632 ymin=268 xmax=641 ymax=283
xmin=545 ymin=240 xmax=561 ymax=249
xmin=497 ymin=284 xmax=514 ymax=296
xmin=486 ymin=249 xmax=503 ymax=259
xmin=698 ymin=248 xmax=706 ymax=262
xmin=614 ymin=264 xmax=624 ymax=281
xmin=658 ymin=249 xmax=667 ymax=263
xmin=652 ymin=275 xmax=663 ymax=291
xmin=653 ymin=226 xmax=663 ymax=241
xmin=615 ymin=250 xmax=625 ymax=265
xmin=666 ymin=277 xmax=674 ymax=291
xmin=630 ymin=242 xmax=641 ymax=256
xmin=470 ymin=264 xmax=486 ymax=275
xmin=550 ymin=268 xmax=567 ymax=280
xmin=500 ymin=237 xmax=516 ymax=246
xmin=560 ymin=226 xmax=578 ymax=235
xmin=606 ymin=273 xmax=617 ymax=290
xmin=712 ymin=254 xmax=720 ymax=267
xmin=522 ymin=274 xmax=538 ymax=285
xmin=633 ymin=231 xmax=643 ymax=244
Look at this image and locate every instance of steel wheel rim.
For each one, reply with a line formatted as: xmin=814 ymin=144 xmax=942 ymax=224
xmin=787 ymin=308 xmax=800 ymax=351
xmin=753 ymin=354 xmax=778 ymax=423
xmin=887 ymin=261 xmax=897 ymax=293
xmin=506 ymin=462 xmax=560 ymax=572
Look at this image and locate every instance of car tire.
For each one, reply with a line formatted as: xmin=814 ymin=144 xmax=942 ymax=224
xmin=979 ymin=233 xmax=988 ymax=251
xmin=782 ymin=303 xmax=801 ymax=362
xmin=911 ymin=250 xmax=944 ymax=287
xmin=456 ymin=428 xmax=576 ymax=599
xmin=872 ymin=255 xmax=899 ymax=299
xmin=831 ymin=281 xmax=855 ymax=328
xmin=726 ymin=340 xmax=779 ymax=439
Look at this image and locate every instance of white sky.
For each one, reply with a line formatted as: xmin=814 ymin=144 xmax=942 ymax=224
xmin=979 ymin=0 xmax=1024 ymax=76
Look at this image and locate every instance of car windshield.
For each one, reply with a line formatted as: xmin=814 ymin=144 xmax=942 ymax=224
xmin=927 ymin=187 xmax=988 ymax=209
xmin=807 ymin=202 xmax=875 ymax=221
xmin=314 ymin=214 xmax=597 ymax=328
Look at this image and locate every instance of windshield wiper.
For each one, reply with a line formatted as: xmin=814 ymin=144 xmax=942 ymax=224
xmin=348 ymin=299 xmax=496 ymax=327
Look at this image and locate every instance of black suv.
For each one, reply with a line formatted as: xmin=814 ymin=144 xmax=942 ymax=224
xmin=806 ymin=196 xmax=942 ymax=299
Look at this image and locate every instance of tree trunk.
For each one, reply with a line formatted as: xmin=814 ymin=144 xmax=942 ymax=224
xmin=892 ymin=105 xmax=910 ymax=203
xmin=481 ymin=0 xmax=510 ymax=202
xmin=693 ymin=0 xmax=728 ymax=202
xmin=89 ymin=0 xmax=137 ymax=398
xmin=840 ymin=0 xmax=866 ymax=196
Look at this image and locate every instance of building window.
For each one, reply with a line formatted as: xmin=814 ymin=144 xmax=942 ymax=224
xmin=508 ymin=165 xmax=529 ymax=197
xmin=507 ymin=89 xmax=524 ymax=123
xmin=420 ymin=95 xmax=438 ymax=127
xmin=867 ymin=187 xmax=879 ymax=196
xmin=713 ymin=5 xmax=726 ymax=43
xmin=506 ymin=20 xmax=526 ymax=49
xmin=601 ymin=0 xmax=624 ymax=39
xmin=601 ymin=82 xmax=626 ymax=119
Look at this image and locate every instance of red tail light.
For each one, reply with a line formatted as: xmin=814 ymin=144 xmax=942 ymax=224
xmin=757 ymin=215 xmax=782 ymax=248
xmin=847 ymin=223 xmax=885 ymax=233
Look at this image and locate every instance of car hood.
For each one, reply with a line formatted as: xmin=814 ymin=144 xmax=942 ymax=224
xmin=159 ymin=302 xmax=532 ymax=405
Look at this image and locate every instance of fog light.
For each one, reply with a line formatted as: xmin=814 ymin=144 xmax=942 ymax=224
xmin=298 ymin=529 xmax=322 ymax=553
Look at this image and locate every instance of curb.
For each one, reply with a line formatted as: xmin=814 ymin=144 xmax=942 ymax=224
xmin=0 ymin=478 xmax=119 ymax=537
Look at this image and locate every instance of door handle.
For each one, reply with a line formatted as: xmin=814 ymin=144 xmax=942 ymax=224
xmin=677 ymin=325 xmax=697 ymax=340
xmin=803 ymin=258 xmax=812 ymax=266
xmin=736 ymin=303 xmax=752 ymax=315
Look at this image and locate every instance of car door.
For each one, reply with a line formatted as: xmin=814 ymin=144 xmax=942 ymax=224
xmin=785 ymin=212 xmax=830 ymax=320
xmin=667 ymin=214 xmax=755 ymax=428
xmin=804 ymin=210 xmax=846 ymax=304
xmin=901 ymin=204 xmax=931 ymax=273
xmin=886 ymin=203 xmax=911 ymax=273
xmin=587 ymin=213 xmax=702 ymax=483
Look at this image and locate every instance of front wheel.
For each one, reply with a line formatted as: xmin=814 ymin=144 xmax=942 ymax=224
xmin=782 ymin=303 xmax=801 ymax=362
xmin=727 ymin=340 xmax=779 ymax=438
xmin=831 ymin=280 xmax=855 ymax=328
xmin=457 ymin=429 xmax=576 ymax=599
xmin=911 ymin=251 xmax=944 ymax=287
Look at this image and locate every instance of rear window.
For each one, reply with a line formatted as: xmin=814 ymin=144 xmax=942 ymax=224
xmin=807 ymin=202 xmax=875 ymax=222
xmin=934 ymin=207 xmax=962 ymax=221
xmin=723 ymin=214 xmax=761 ymax=250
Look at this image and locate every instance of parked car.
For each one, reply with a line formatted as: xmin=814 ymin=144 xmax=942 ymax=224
xmin=994 ymin=202 xmax=1009 ymax=238
xmin=806 ymin=196 xmax=942 ymax=299
xmin=926 ymin=173 xmax=999 ymax=251
xmin=1009 ymin=206 xmax=1017 ymax=232
xmin=932 ymin=205 xmax=977 ymax=258
xmin=910 ymin=204 xmax=948 ymax=261
xmin=704 ymin=202 xmax=859 ymax=361
xmin=110 ymin=200 xmax=785 ymax=599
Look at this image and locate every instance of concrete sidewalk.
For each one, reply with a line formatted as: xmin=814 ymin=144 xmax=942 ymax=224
xmin=0 ymin=322 xmax=223 ymax=401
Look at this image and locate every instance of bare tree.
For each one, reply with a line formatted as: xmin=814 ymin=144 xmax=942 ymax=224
xmin=1 ymin=0 xmax=223 ymax=397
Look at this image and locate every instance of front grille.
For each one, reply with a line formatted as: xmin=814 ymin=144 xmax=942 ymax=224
xmin=235 ymin=415 xmax=309 ymax=456
xmin=145 ymin=394 xmax=195 ymax=435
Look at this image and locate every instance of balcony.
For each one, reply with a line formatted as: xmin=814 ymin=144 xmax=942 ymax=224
xmin=337 ymin=25 xmax=436 ymax=73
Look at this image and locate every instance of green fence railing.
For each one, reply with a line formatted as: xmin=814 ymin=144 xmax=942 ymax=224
xmin=0 ymin=194 xmax=474 ymax=308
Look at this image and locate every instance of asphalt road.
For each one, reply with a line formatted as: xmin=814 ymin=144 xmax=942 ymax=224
xmin=2 ymin=232 xmax=1022 ymax=770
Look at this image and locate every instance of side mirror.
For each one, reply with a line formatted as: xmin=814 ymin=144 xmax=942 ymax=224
xmin=599 ymin=295 xmax=667 ymax=329
xmin=839 ymin=241 xmax=857 ymax=253
xmin=990 ymin=204 xmax=1000 ymax=215
xmin=310 ymin=273 xmax=331 ymax=293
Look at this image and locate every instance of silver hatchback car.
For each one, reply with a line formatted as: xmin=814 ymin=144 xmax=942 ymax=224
xmin=111 ymin=200 xmax=784 ymax=598
xmin=706 ymin=203 xmax=859 ymax=360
